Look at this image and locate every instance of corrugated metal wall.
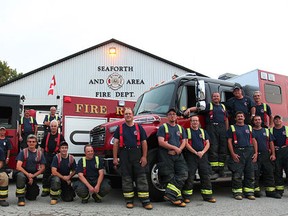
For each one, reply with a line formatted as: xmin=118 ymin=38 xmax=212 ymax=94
xmin=0 ymin=42 xmax=191 ymax=106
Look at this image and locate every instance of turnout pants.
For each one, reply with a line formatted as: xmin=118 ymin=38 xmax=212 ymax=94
xmin=119 ymin=147 xmax=150 ymax=204
xmin=158 ymin=149 xmax=188 ymax=201
xmin=206 ymin=123 xmax=227 ymax=172
xmin=228 ymin=147 xmax=255 ymax=197
xmin=255 ymin=151 xmax=277 ymax=196
xmin=0 ymin=172 xmax=8 ymax=201
xmin=274 ymin=147 xmax=288 ymax=195
xmin=75 ymin=177 xmax=111 ymax=201
xmin=15 ymin=172 xmax=39 ymax=200
xmin=183 ymin=152 xmax=213 ymax=200
xmin=50 ymin=176 xmax=75 ymax=201
xmin=42 ymin=152 xmax=55 ymax=193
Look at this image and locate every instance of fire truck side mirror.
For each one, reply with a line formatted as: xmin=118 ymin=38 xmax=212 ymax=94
xmin=195 ymin=80 xmax=206 ymax=101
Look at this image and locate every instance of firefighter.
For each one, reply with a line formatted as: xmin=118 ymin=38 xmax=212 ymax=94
xmin=227 ymin=111 xmax=258 ymax=200
xmin=113 ymin=108 xmax=153 ymax=210
xmin=186 ymin=92 xmax=229 ymax=178
xmin=252 ymin=116 xmax=281 ymax=198
xmin=270 ymin=115 xmax=288 ymax=196
xmin=0 ymin=148 xmax=9 ymax=207
xmin=50 ymin=141 xmax=76 ymax=205
xmin=74 ymin=144 xmax=111 ymax=203
xmin=40 ymin=120 xmax=65 ymax=197
xmin=225 ymin=85 xmax=256 ymax=125
xmin=0 ymin=126 xmax=12 ymax=166
xmin=15 ymin=134 xmax=45 ymax=206
xmin=253 ymin=91 xmax=273 ymax=128
xmin=18 ymin=109 xmax=38 ymax=149
xmin=182 ymin=115 xmax=216 ymax=203
xmin=43 ymin=106 xmax=61 ymax=134
xmin=157 ymin=108 xmax=188 ymax=207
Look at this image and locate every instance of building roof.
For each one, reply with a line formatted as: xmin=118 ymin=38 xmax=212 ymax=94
xmin=0 ymin=38 xmax=207 ymax=87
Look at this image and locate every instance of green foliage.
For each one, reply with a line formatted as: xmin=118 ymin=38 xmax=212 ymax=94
xmin=0 ymin=60 xmax=23 ymax=85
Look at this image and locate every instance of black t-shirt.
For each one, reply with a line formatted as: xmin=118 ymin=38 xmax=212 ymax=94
xmin=225 ymin=96 xmax=255 ymax=117
xmin=40 ymin=132 xmax=65 ymax=153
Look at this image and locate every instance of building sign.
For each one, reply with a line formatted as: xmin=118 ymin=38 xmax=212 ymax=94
xmin=89 ymin=65 xmax=145 ymax=98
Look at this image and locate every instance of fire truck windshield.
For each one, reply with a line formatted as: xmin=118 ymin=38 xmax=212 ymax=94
xmin=134 ymin=83 xmax=175 ymax=116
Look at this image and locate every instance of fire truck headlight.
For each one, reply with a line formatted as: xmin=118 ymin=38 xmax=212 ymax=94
xmin=109 ymin=126 xmax=118 ymax=133
xmin=110 ymin=137 xmax=115 ymax=145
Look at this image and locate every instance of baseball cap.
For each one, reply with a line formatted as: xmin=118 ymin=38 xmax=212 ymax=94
xmin=60 ymin=141 xmax=69 ymax=147
xmin=274 ymin=115 xmax=282 ymax=120
xmin=0 ymin=126 xmax=6 ymax=130
xmin=233 ymin=84 xmax=242 ymax=91
xmin=167 ymin=108 xmax=177 ymax=114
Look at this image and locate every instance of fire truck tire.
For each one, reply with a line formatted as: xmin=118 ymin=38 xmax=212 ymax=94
xmin=147 ymin=148 xmax=165 ymax=202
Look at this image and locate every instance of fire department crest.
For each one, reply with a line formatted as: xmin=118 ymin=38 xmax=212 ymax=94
xmin=134 ymin=130 xmax=138 ymax=136
xmin=106 ymin=73 xmax=124 ymax=90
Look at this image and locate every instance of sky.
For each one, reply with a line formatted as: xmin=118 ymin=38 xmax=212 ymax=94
xmin=1 ymin=0 xmax=288 ymax=79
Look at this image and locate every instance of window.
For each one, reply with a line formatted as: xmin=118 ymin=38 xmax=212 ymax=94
xmin=0 ymin=106 xmax=13 ymax=128
xmin=264 ymin=84 xmax=282 ymax=104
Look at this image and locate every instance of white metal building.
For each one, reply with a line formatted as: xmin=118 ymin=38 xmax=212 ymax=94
xmin=0 ymin=38 xmax=205 ymax=110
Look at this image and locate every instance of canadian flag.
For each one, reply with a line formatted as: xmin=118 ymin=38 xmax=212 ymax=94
xmin=48 ymin=75 xmax=56 ymax=95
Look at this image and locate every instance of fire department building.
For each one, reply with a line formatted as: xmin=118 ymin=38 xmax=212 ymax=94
xmin=0 ymin=38 xmax=204 ymax=110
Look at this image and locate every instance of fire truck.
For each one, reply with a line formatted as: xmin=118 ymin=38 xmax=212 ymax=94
xmin=0 ymin=93 xmax=21 ymax=169
xmin=90 ymin=69 xmax=288 ymax=201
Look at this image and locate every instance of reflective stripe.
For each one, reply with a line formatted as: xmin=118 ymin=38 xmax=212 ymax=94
xmin=210 ymin=162 xmax=219 ymax=167
xmin=254 ymin=187 xmax=260 ymax=192
xmin=243 ymin=187 xmax=254 ymax=193
xmin=201 ymin=189 xmax=213 ymax=195
xmin=123 ymin=192 xmax=134 ymax=198
xmin=232 ymin=188 xmax=243 ymax=193
xmin=265 ymin=187 xmax=276 ymax=192
xmin=218 ymin=162 xmax=225 ymax=167
xmin=209 ymin=103 xmax=226 ymax=121
xmin=167 ymin=183 xmax=181 ymax=196
xmin=164 ymin=123 xmax=182 ymax=141
xmin=83 ymin=156 xmax=99 ymax=176
xmin=0 ymin=190 xmax=8 ymax=195
xmin=182 ymin=189 xmax=193 ymax=195
xmin=138 ymin=192 xmax=149 ymax=198
xmin=50 ymin=190 xmax=61 ymax=196
xmin=276 ymin=185 xmax=285 ymax=190
xmin=231 ymin=125 xmax=252 ymax=145
xmin=187 ymin=128 xmax=205 ymax=146
xmin=42 ymin=188 xmax=50 ymax=192
xmin=83 ymin=194 xmax=90 ymax=200
xmin=16 ymin=188 xmax=25 ymax=194
xmin=270 ymin=126 xmax=288 ymax=145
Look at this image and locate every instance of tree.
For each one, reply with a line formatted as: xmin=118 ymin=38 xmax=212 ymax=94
xmin=0 ymin=60 xmax=23 ymax=85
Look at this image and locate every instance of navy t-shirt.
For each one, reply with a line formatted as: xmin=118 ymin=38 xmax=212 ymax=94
xmin=76 ymin=156 xmax=104 ymax=179
xmin=16 ymin=149 xmax=46 ymax=174
xmin=40 ymin=132 xmax=65 ymax=153
xmin=0 ymin=148 xmax=5 ymax=161
xmin=271 ymin=126 xmax=287 ymax=147
xmin=227 ymin=124 xmax=255 ymax=147
xmin=188 ymin=128 xmax=210 ymax=151
xmin=21 ymin=117 xmax=38 ymax=134
xmin=157 ymin=124 xmax=187 ymax=148
xmin=114 ymin=123 xmax=147 ymax=148
xmin=225 ymin=96 xmax=255 ymax=117
xmin=43 ymin=115 xmax=61 ymax=132
xmin=51 ymin=154 xmax=76 ymax=176
xmin=255 ymin=103 xmax=272 ymax=126
xmin=253 ymin=128 xmax=274 ymax=152
xmin=0 ymin=137 xmax=12 ymax=156
xmin=204 ymin=103 xmax=227 ymax=124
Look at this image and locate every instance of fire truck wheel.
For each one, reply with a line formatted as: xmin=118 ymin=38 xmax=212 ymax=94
xmin=147 ymin=149 xmax=165 ymax=202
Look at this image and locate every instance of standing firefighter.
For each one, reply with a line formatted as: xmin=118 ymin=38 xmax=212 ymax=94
xmin=227 ymin=111 xmax=258 ymax=200
xmin=157 ymin=108 xmax=188 ymax=207
xmin=0 ymin=148 xmax=9 ymax=207
xmin=0 ymin=126 xmax=12 ymax=167
xmin=113 ymin=108 xmax=153 ymax=210
xmin=50 ymin=141 xmax=76 ymax=205
xmin=75 ymin=144 xmax=111 ymax=203
xmin=43 ymin=106 xmax=61 ymax=135
xmin=253 ymin=91 xmax=273 ymax=128
xmin=40 ymin=120 xmax=65 ymax=197
xmin=182 ymin=115 xmax=216 ymax=203
xmin=270 ymin=115 xmax=288 ymax=196
xmin=252 ymin=116 xmax=281 ymax=198
xmin=15 ymin=134 xmax=46 ymax=206
xmin=18 ymin=109 xmax=38 ymax=149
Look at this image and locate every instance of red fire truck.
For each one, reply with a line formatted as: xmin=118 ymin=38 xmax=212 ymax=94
xmin=90 ymin=70 xmax=288 ymax=201
xmin=0 ymin=93 xmax=21 ymax=169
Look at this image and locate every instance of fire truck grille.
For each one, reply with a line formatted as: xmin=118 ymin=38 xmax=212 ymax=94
xmin=90 ymin=126 xmax=106 ymax=147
